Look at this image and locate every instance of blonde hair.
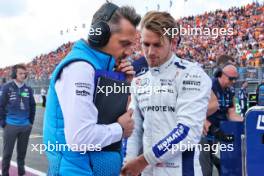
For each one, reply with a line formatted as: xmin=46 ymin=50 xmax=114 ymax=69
xmin=140 ymin=11 xmax=178 ymax=41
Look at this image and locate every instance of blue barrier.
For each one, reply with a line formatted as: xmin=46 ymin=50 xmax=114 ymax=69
xmin=245 ymin=106 xmax=264 ymax=176
xmin=220 ymin=121 xmax=244 ymax=176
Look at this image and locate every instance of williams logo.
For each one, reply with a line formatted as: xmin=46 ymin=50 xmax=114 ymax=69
xmin=256 ymin=115 xmax=264 ymax=130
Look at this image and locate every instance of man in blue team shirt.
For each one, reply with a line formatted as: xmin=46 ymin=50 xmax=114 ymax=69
xmin=200 ymin=61 xmax=243 ymax=176
xmin=0 ymin=64 xmax=36 ymax=176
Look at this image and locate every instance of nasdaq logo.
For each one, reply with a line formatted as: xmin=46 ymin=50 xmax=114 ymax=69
xmin=256 ymin=115 xmax=264 ymax=130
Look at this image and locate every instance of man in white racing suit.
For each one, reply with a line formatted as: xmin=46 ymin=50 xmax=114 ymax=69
xmin=121 ymin=11 xmax=212 ymax=176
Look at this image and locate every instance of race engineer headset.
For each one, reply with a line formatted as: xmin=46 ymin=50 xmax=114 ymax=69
xmin=200 ymin=60 xmax=243 ymax=176
xmin=43 ymin=2 xmax=140 ymax=176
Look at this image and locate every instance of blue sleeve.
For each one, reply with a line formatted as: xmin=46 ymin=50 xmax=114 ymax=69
xmin=29 ymin=87 xmax=36 ymax=124
xmin=0 ymin=85 xmax=9 ymax=126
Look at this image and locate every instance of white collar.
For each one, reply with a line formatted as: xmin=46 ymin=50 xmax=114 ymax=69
xmin=14 ymin=80 xmax=25 ymax=88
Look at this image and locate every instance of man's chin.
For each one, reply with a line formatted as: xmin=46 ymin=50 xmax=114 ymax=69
xmin=149 ymin=63 xmax=159 ymax=68
xmin=148 ymin=59 xmax=159 ymax=67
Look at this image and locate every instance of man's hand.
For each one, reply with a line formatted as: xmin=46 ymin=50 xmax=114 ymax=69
xmin=203 ymin=119 xmax=211 ymax=136
xmin=121 ymin=155 xmax=148 ymax=176
xmin=117 ymin=59 xmax=135 ymax=82
xmin=117 ymin=109 xmax=134 ymax=138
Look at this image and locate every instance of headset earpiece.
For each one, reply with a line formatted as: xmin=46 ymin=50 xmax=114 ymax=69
xmin=88 ymin=21 xmax=111 ymax=48
xmin=213 ymin=63 xmax=234 ymax=78
xmin=88 ymin=3 xmax=119 ymax=48
xmin=11 ymin=65 xmax=17 ymax=79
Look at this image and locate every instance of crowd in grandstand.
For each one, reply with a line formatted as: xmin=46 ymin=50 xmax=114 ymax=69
xmin=0 ymin=42 xmax=73 ymax=80
xmin=27 ymin=42 xmax=73 ymax=80
xmin=176 ymin=2 xmax=264 ymax=68
xmin=0 ymin=2 xmax=263 ymax=80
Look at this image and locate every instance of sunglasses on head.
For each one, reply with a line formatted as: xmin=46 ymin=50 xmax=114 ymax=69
xmin=223 ymin=72 xmax=238 ymax=81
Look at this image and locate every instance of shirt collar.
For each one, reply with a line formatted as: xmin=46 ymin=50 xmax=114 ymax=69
xmin=13 ymin=80 xmax=25 ymax=88
xmin=74 ymin=39 xmax=115 ymax=71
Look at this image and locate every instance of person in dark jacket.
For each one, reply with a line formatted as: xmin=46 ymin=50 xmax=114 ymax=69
xmin=0 ymin=64 xmax=36 ymax=176
xmin=238 ymin=81 xmax=248 ymax=116
xmin=200 ymin=63 xmax=243 ymax=176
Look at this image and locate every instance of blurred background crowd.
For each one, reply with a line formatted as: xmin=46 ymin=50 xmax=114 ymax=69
xmin=0 ymin=2 xmax=263 ymax=80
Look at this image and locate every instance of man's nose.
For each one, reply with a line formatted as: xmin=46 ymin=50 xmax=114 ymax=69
xmin=124 ymin=47 xmax=133 ymax=56
xmin=148 ymin=45 xmax=155 ymax=56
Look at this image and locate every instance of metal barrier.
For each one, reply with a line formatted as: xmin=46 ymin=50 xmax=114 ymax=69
xmin=26 ymin=79 xmax=50 ymax=94
xmin=1 ymin=66 xmax=261 ymax=95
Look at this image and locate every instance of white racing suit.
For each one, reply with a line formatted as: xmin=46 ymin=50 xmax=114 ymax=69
xmin=126 ymin=54 xmax=212 ymax=176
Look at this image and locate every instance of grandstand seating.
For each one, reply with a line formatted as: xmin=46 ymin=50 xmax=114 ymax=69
xmin=0 ymin=2 xmax=263 ymax=80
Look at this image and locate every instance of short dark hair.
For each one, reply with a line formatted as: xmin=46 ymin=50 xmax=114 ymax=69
xmin=14 ymin=64 xmax=27 ymax=71
xmin=92 ymin=3 xmax=141 ymax=33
